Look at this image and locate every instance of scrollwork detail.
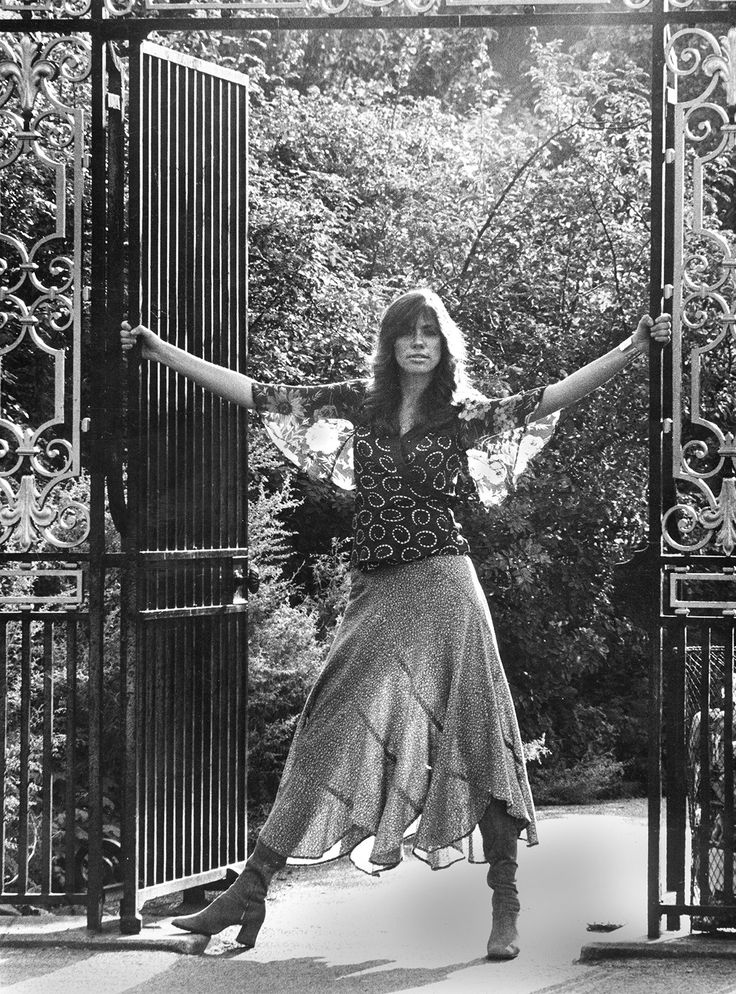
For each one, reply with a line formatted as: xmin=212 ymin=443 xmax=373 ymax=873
xmin=681 ymin=438 xmax=724 ymax=480
xmin=682 ymin=103 xmax=728 ymax=147
xmin=663 ymin=500 xmax=713 ymax=553
xmin=0 ymin=475 xmax=89 ymax=552
xmin=104 ymin=0 xmax=138 ymax=15
xmin=666 ymin=29 xmax=725 ymax=107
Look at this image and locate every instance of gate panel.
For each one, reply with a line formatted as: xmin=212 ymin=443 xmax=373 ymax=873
xmin=0 ymin=34 xmax=108 ymax=923
xmin=654 ymin=25 xmax=736 ymax=933
xmin=126 ymin=41 xmax=248 ymax=920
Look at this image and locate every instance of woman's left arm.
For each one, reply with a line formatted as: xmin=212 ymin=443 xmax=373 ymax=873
xmin=533 ymin=314 xmax=672 ymax=420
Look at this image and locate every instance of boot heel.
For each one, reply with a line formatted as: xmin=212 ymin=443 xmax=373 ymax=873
xmin=235 ymin=901 xmax=266 ymax=948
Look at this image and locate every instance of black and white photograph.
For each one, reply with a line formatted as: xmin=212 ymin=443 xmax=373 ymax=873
xmin=4 ymin=2 xmax=736 ymax=992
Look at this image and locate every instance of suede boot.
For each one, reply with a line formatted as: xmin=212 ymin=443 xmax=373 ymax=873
xmin=171 ymin=840 xmax=286 ymax=947
xmin=478 ymin=799 xmax=522 ymax=960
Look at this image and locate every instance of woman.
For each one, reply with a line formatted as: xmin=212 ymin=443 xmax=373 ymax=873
xmin=120 ymin=289 xmax=670 ymax=960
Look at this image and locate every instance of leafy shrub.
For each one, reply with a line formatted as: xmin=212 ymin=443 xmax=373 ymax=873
xmin=529 ymin=753 xmax=626 ymax=806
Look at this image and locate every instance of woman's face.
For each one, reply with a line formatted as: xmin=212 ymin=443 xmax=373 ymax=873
xmin=394 ymin=310 xmax=443 ymax=377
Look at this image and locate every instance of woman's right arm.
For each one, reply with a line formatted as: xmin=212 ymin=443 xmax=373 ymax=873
xmin=120 ymin=322 xmax=256 ymax=409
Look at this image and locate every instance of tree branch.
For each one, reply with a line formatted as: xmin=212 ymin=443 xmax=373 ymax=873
xmin=456 ymin=121 xmax=578 ymax=287
xmin=585 ymin=183 xmax=628 ymax=337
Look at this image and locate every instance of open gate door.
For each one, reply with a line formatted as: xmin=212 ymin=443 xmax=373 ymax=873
xmin=122 ymin=41 xmax=249 ymax=932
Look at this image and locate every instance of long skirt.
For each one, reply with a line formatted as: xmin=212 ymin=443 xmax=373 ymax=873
xmin=258 ymin=553 xmax=537 ymax=872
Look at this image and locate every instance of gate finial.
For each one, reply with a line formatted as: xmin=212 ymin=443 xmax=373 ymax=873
xmin=0 ymin=37 xmax=55 ymax=119
xmin=703 ymin=28 xmax=736 ymax=112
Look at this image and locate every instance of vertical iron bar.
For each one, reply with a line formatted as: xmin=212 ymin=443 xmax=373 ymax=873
xmin=648 ymin=2 xmax=666 ymax=940
xmin=40 ymin=622 xmax=54 ymax=894
xmin=170 ymin=60 xmax=181 ymax=559
xmin=121 ymin=35 xmax=144 ymax=936
xmin=182 ymin=63 xmax=192 ymax=559
xmin=203 ymin=618 xmax=213 ymax=871
xmin=104 ymin=41 xmax=128 ymax=540
xmin=206 ymin=73 xmax=214 ymax=566
xmin=168 ymin=617 xmax=176 ymax=880
xmin=185 ymin=616 xmax=195 ymax=878
xmin=147 ymin=619 xmax=157 ymax=888
xmin=241 ymin=74 xmax=250 ymax=859
xmin=225 ymin=611 xmax=234 ymax=864
xmin=155 ymin=621 xmax=166 ymax=884
xmin=18 ymin=616 xmax=31 ymax=896
xmin=724 ymin=625 xmax=734 ymax=903
xmin=65 ymin=620 xmax=77 ymax=897
xmin=0 ymin=620 xmax=6 ymax=891
xmin=210 ymin=73 xmax=221 ymax=867
xmin=194 ymin=617 xmax=202 ymax=881
xmin=219 ymin=608 xmax=227 ymax=864
xmin=698 ymin=626 xmax=713 ymax=907
xmin=163 ymin=57 xmax=175 ymax=560
xmin=87 ymin=30 xmax=108 ymax=930
xmin=164 ymin=617 xmax=174 ymax=881
xmin=173 ymin=616 xmax=183 ymax=880
xmin=149 ymin=52 xmax=161 ymax=559
xmin=218 ymin=79 xmax=227 ymax=555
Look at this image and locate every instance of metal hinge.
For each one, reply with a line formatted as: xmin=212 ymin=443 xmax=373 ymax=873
xmin=107 ymin=93 xmax=121 ymax=112
xmin=663 ymin=418 xmax=673 ymax=434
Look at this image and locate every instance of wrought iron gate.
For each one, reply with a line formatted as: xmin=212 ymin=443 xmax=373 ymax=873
xmin=650 ymin=23 xmax=736 ymax=937
xmin=2 ymin=0 xmax=736 ymax=939
xmin=0 ymin=33 xmax=101 ymax=920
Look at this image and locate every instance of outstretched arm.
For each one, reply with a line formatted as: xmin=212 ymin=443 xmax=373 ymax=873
xmin=120 ymin=322 xmax=256 ymax=409
xmin=533 ymin=314 xmax=671 ymax=420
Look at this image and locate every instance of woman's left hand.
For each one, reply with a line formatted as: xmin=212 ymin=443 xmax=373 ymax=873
xmin=632 ymin=313 xmax=672 ymax=353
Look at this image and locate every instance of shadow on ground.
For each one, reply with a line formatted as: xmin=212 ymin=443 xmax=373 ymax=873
xmin=122 ymin=955 xmax=486 ymax=994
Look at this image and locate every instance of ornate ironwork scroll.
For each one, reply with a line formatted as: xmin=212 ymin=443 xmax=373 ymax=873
xmin=660 ymin=27 xmax=736 ymax=563
xmin=0 ymin=36 xmax=90 ymax=553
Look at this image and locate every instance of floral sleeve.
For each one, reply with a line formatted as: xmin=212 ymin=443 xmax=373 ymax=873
xmin=252 ymin=379 xmax=367 ymax=491
xmin=458 ymin=386 xmax=559 ymax=507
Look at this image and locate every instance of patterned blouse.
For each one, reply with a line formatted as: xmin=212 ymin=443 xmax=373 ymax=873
xmin=252 ymin=379 xmax=557 ymax=572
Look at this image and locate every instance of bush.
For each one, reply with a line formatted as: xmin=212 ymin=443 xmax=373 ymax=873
xmin=246 ymin=448 xmax=351 ymax=840
xmin=529 ymin=753 xmax=626 ymax=806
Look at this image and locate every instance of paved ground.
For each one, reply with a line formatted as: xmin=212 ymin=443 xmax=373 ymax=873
xmin=4 ymin=800 xmax=736 ymax=994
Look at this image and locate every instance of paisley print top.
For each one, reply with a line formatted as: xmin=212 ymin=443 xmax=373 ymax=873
xmin=252 ymin=379 xmax=557 ymax=571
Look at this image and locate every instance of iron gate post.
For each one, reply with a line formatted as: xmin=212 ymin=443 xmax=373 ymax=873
xmin=85 ymin=23 xmax=107 ymax=932
xmin=648 ymin=5 xmax=667 ymax=940
xmin=120 ymin=33 xmax=144 ymax=935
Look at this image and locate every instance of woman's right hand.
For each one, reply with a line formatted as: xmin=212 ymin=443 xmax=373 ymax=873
xmin=120 ymin=321 xmax=163 ymax=361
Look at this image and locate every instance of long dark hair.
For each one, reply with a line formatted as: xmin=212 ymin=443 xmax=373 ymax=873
xmin=362 ymin=288 xmax=470 ymax=430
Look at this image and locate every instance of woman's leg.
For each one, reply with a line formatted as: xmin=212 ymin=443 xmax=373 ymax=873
xmin=478 ymin=799 xmax=522 ymax=960
xmin=171 ymin=839 xmax=286 ymax=947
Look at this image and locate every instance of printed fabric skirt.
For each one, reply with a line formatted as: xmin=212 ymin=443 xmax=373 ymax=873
xmin=258 ymin=553 xmax=537 ymax=872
